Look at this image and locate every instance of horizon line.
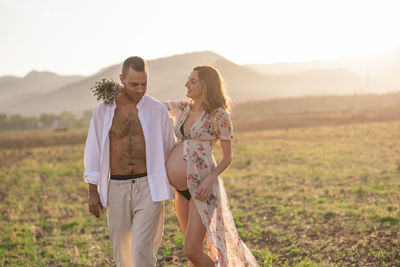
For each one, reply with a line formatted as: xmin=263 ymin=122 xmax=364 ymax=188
xmin=2 ymin=45 xmax=400 ymax=78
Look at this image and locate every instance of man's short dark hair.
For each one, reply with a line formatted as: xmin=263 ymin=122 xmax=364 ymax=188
xmin=122 ymin=56 xmax=147 ymax=77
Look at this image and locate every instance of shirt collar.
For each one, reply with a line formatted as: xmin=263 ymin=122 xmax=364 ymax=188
xmin=136 ymin=94 xmax=147 ymax=110
xmin=111 ymin=94 xmax=147 ymax=110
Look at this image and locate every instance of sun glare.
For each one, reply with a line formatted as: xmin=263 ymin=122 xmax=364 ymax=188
xmin=1 ymin=0 xmax=400 ymax=76
xmin=216 ymin=0 xmax=400 ymax=64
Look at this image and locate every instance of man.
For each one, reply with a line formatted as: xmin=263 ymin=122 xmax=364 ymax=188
xmin=83 ymin=56 xmax=175 ymax=267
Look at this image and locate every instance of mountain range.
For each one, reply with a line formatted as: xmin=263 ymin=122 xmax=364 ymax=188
xmin=1 ymin=49 xmax=399 ymax=116
xmin=246 ymin=46 xmax=400 ymax=91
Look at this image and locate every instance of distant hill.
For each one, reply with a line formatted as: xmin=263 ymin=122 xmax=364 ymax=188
xmin=0 ymin=52 xmax=223 ymax=115
xmin=246 ymin=45 xmax=400 ymax=93
xmin=245 ymin=61 xmax=335 ymax=75
xmin=0 ymin=71 xmax=84 ymax=102
xmin=0 ymin=51 xmax=395 ymax=115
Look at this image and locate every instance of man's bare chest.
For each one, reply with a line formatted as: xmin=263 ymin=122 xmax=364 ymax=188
xmin=109 ymin=109 xmax=144 ymax=140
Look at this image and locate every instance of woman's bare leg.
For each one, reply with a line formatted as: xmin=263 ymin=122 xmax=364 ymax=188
xmin=174 ymin=191 xmax=196 ymax=266
xmin=174 ymin=191 xmax=190 ymax=233
xmin=184 ymin=199 xmax=215 ymax=267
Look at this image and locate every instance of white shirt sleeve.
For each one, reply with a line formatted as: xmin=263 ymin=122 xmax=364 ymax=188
xmin=83 ymin=104 xmax=102 ymax=185
xmin=161 ymin=106 xmax=176 ymax=159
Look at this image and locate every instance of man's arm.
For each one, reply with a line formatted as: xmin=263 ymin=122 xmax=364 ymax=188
xmin=88 ymin=183 xmax=103 ymax=218
xmin=83 ymin=104 xmax=103 ymax=218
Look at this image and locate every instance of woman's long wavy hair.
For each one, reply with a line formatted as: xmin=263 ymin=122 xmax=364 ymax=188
xmin=193 ymin=65 xmax=231 ymax=113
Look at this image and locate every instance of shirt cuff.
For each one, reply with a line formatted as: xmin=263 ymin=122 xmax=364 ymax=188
xmin=83 ymin=172 xmax=99 ymax=185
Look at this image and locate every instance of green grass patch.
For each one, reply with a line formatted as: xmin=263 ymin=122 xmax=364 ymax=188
xmin=1 ymin=121 xmax=400 ymax=265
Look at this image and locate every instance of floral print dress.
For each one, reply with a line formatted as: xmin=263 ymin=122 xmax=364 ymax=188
xmin=164 ymin=100 xmax=259 ymax=267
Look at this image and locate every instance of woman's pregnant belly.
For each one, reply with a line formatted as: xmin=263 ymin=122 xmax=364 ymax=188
xmin=166 ymin=142 xmax=188 ymax=190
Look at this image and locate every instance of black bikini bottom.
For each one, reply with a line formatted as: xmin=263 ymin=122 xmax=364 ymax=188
xmin=177 ymin=189 xmax=191 ymax=201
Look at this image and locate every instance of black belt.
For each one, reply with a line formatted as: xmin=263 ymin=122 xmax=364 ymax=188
xmin=110 ymin=173 xmax=147 ymax=180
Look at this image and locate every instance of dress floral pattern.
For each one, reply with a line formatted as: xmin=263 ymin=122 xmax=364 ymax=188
xmin=164 ymin=100 xmax=259 ymax=267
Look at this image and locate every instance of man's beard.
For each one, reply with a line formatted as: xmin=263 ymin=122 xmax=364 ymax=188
xmin=124 ymin=90 xmax=135 ymax=101
xmin=122 ymin=84 xmax=142 ymax=102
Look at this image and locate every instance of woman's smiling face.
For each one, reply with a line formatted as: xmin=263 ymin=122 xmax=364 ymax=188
xmin=185 ymin=70 xmax=203 ymax=101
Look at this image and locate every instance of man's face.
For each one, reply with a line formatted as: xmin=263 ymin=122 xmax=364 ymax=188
xmin=120 ymin=67 xmax=147 ymax=103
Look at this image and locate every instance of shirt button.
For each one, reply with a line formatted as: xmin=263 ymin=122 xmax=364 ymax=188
xmin=132 ymin=180 xmax=135 ymax=184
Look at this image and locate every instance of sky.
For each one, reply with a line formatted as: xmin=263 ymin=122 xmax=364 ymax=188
xmin=1 ymin=0 xmax=400 ymax=77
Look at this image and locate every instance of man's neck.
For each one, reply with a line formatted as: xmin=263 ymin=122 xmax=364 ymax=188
xmin=116 ymin=94 xmax=142 ymax=107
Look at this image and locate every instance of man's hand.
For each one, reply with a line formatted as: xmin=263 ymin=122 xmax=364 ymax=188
xmin=88 ymin=184 xmax=103 ymax=218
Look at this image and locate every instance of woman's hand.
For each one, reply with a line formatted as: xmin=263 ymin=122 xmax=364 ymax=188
xmin=195 ymin=174 xmax=217 ymax=202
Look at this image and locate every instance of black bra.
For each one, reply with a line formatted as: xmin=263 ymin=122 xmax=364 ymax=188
xmin=180 ymin=123 xmax=189 ymax=138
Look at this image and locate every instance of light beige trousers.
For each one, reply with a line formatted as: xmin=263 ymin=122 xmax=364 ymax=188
xmin=107 ymin=177 xmax=164 ymax=267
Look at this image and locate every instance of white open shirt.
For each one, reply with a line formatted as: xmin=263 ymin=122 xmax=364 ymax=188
xmin=83 ymin=95 xmax=175 ymax=207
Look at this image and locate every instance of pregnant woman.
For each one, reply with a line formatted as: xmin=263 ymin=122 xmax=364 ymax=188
xmin=164 ymin=66 xmax=258 ymax=267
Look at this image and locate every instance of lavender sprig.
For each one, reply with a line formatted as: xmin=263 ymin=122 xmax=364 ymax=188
xmin=90 ymin=79 xmax=122 ymax=106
